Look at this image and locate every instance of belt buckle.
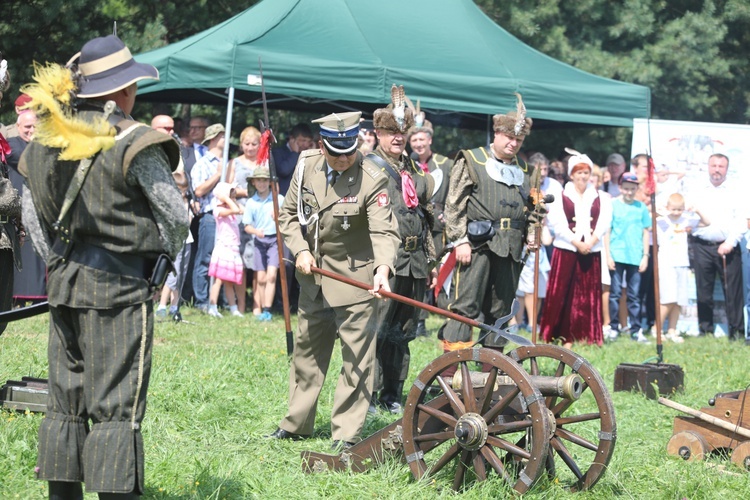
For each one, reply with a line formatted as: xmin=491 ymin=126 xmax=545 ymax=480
xmin=404 ymin=235 xmax=418 ymax=252
xmin=498 ymin=218 xmax=511 ymax=230
xmin=0 ymin=215 xmax=8 ymax=224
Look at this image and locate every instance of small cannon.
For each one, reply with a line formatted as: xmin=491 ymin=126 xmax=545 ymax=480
xmin=660 ymin=389 xmax=750 ymax=470
xmin=302 ymin=344 xmax=616 ymax=494
xmin=301 ymin=268 xmax=616 ymax=493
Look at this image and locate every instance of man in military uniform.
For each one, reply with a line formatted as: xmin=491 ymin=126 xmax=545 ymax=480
xmin=266 ymin=111 xmax=399 ymax=449
xmin=439 ymin=93 xmax=536 ymax=361
xmin=20 ymin=35 xmax=188 ymax=499
xmin=368 ymin=85 xmax=437 ymax=414
xmin=408 ymin=118 xmax=453 ymax=334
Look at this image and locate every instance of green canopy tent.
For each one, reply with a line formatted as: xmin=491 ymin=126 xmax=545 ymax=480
xmin=134 ymin=0 xmax=651 ymax=131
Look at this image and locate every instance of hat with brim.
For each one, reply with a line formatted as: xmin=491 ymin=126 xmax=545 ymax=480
xmin=71 ymin=35 xmax=159 ymax=98
xmin=312 ymin=111 xmax=361 ymax=155
xmin=202 ymin=124 xmax=225 ymax=145
xmin=619 ymin=172 xmax=639 ymax=185
xmin=248 ymin=167 xmax=271 ymax=180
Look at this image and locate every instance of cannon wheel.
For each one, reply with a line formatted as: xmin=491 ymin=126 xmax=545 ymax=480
xmin=402 ymin=348 xmax=551 ymax=494
xmin=508 ymin=344 xmax=617 ymax=492
xmin=731 ymin=441 xmax=750 ymax=470
xmin=667 ymin=430 xmax=709 ymax=462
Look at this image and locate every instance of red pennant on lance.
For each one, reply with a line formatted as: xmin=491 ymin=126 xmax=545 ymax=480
xmin=257 ymin=129 xmax=273 ymax=171
xmin=435 ymin=249 xmax=457 ymax=300
xmin=645 ymin=155 xmax=656 ymax=196
xmin=401 ymin=171 xmax=419 ymax=208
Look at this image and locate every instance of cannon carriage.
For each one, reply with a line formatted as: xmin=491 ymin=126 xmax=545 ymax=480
xmin=301 ymin=344 xmax=616 ymax=494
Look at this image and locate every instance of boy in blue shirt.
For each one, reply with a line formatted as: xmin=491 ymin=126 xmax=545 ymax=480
xmin=605 ymin=172 xmax=652 ymax=342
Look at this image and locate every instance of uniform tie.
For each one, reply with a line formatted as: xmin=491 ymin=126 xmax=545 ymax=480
xmin=329 ymin=170 xmax=339 ymax=188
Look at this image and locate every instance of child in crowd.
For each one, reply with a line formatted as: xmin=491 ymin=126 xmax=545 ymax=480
xmin=242 ymin=168 xmax=284 ymax=322
xmin=605 ymin=172 xmax=652 ymax=343
xmin=208 ymin=182 xmax=244 ymax=318
xmin=514 ymin=223 xmax=552 ymax=332
xmin=656 ymin=193 xmax=709 ymax=342
xmin=156 ymin=169 xmax=195 ymax=320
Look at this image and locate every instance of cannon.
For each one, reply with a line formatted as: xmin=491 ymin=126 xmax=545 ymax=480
xmin=300 ymin=267 xmax=616 ymax=493
xmin=661 ymin=390 xmax=750 ymax=470
xmin=301 ymin=343 xmax=616 ymax=493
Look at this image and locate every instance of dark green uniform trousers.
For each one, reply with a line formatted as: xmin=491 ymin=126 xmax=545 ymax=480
xmin=37 ymin=302 xmax=152 ymax=494
xmin=440 ymin=247 xmax=521 ymax=347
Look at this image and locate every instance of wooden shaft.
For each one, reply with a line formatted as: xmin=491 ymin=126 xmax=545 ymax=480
xmin=657 ymin=397 xmax=750 ymax=439
xmin=530 ymin=226 xmax=541 ymax=345
xmin=650 ymin=190 xmax=662 ymax=348
xmin=311 ymin=265 xmax=482 ymax=330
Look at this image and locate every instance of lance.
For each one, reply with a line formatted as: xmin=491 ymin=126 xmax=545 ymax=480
xmin=258 ymin=57 xmax=294 ymax=356
xmin=310 ymin=266 xmax=532 ymax=347
xmin=646 ymin=120 xmax=664 ymax=362
xmin=527 ymin=167 xmax=554 ymax=344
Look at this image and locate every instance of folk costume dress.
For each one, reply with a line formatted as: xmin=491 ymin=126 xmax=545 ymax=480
xmin=541 ymin=182 xmax=612 ymax=345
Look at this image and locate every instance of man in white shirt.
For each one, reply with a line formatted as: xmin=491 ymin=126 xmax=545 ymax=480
xmin=686 ymin=153 xmax=746 ymax=341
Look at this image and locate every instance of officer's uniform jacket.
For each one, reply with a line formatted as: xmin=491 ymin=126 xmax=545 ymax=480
xmin=371 ymin=148 xmax=435 ymax=279
xmin=444 ymin=146 xmax=534 ymax=263
xmin=279 ymin=150 xmax=400 ymax=308
xmin=426 ymin=152 xmax=453 ymax=253
xmin=22 ymin=108 xmax=182 ymax=308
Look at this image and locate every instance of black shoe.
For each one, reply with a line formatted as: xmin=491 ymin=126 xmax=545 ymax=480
xmin=265 ymin=427 xmax=307 ymax=441
xmin=415 ymin=320 xmax=429 ymax=337
xmin=331 ymin=440 xmax=354 ymax=451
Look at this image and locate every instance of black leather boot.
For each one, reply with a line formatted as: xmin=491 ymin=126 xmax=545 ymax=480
xmin=49 ymin=481 xmax=83 ymax=500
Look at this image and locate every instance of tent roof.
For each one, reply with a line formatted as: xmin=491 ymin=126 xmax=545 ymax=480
xmin=135 ymin=0 xmax=650 ymax=128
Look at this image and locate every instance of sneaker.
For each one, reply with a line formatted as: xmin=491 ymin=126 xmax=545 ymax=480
xmin=208 ymin=308 xmax=223 ymax=318
xmin=603 ymin=325 xmax=617 ymax=341
xmin=231 ymin=310 xmax=244 ymax=318
xmin=155 ymin=307 xmax=168 ymax=321
xmin=632 ymin=330 xmax=651 ymax=344
xmin=664 ymin=330 xmax=685 ymax=344
xmin=257 ymin=311 xmax=272 ymax=322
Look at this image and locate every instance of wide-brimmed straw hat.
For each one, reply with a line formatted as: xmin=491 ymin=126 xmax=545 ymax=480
xmin=69 ymin=35 xmax=159 ymax=98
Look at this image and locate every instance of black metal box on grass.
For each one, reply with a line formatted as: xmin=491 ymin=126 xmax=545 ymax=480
xmin=0 ymin=377 xmax=49 ymax=413
xmin=614 ymin=363 xmax=684 ymax=399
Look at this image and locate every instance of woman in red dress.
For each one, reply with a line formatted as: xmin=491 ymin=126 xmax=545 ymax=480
xmin=541 ymin=150 xmax=612 ymax=347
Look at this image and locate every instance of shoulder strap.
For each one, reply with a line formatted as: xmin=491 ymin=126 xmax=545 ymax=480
xmin=366 ymin=153 xmax=402 ymax=191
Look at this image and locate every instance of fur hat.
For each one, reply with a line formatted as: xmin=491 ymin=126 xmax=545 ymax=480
xmin=373 ymin=84 xmax=415 ymax=133
xmin=69 ymin=35 xmax=159 ymax=98
xmin=493 ymin=92 xmax=532 ymax=137
xmin=407 ymin=119 xmax=433 ymax=139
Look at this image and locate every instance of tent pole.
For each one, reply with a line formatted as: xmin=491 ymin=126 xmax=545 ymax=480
xmin=221 ymin=86 xmax=235 ymax=182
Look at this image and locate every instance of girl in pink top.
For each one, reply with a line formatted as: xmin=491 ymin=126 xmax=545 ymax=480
xmin=208 ymin=182 xmax=244 ymax=318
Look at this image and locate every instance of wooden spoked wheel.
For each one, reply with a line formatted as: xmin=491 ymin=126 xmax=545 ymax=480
xmin=508 ymin=344 xmax=617 ymax=492
xmin=402 ymin=348 xmax=551 ymax=494
xmin=731 ymin=441 xmax=750 ymax=470
xmin=667 ymin=431 xmax=709 ymax=462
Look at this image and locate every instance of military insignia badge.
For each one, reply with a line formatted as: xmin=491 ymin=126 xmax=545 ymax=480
xmin=337 ymin=196 xmax=358 ymax=203
xmin=377 ymin=193 xmax=389 ymax=207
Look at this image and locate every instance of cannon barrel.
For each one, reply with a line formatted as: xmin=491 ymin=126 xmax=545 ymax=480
xmin=451 ymin=372 xmax=583 ymax=400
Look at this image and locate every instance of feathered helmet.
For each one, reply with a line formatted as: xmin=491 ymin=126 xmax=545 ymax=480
xmin=0 ymin=51 xmax=10 ymax=105
xmin=373 ymin=84 xmax=415 ymax=134
xmin=493 ymin=92 xmax=532 ymax=137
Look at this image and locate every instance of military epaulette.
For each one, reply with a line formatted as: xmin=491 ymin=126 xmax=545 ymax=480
xmin=433 ymin=154 xmax=451 ymax=167
xmin=361 ymin=158 xmax=382 ymax=179
xmin=300 ymin=149 xmax=322 ymax=160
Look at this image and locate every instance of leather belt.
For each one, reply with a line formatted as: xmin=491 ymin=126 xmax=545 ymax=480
xmin=494 ymin=218 xmax=525 ymax=230
xmin=52 ymin=239 xmax=155 ymax=279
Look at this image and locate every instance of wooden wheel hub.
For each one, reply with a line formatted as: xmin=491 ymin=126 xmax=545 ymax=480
xmin=455 ymin=412 xmax=488 ymax=451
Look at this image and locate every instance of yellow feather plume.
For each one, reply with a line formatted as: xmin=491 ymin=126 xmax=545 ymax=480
xmin=22 ymin=63 xmax=115 ymax=161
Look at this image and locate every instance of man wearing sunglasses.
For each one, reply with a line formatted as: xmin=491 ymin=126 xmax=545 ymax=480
xmin=267 ymin=111 xmax=400 ymax=450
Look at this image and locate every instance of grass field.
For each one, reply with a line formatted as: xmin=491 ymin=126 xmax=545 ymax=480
xmin=1 ymin=306 xmax=750 ymax=499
